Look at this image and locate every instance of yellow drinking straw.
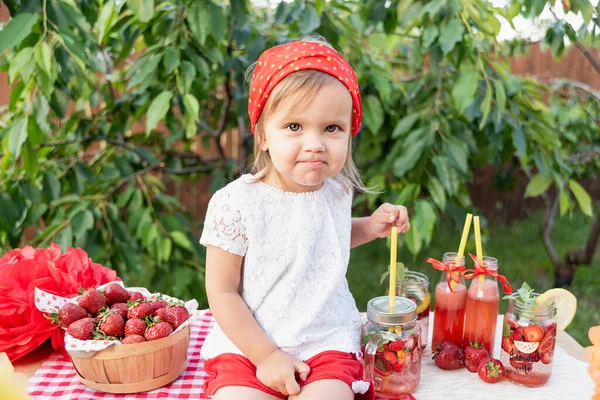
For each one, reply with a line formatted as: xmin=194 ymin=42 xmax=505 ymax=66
xmin=389 ymin=227 xmax=398 ymax=312
xmin=474 ymin=216 xmax=484 ymax=285
xmin=453 ymin=213 xmax=473 ymax=289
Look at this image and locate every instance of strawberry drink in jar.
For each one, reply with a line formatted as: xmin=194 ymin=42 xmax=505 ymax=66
xmin=500 ymin=284 xmax=557 ymax=387
xmin=362 ymin=296 xmax=422 ymax=398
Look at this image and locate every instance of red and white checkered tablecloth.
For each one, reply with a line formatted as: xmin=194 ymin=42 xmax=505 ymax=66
xmin=27 ymin=310 xmax=215 ymax=400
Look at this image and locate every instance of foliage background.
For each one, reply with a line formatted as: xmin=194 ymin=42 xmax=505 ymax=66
xmin=0 ymin=0 xmax=598 ymax=341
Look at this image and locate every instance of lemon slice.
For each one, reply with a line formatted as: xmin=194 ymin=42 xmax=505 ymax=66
xmin=536 ymin=288 xmax=577 ymax=330
xmin=416 ymin=292 xmax=431 ymax=314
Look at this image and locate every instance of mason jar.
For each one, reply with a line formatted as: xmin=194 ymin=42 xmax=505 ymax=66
xmin=396 ymin=271 xmax=430 ymax=349
xmin=500 ymin=296 xmax=557 ymax=387
xmin=362 ymin=296 xmax=422 ymax=398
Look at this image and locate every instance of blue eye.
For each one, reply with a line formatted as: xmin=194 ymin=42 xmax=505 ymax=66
xmin=287 ymin=123 xmax=301 ymax=132
xmin=325 ymin=125 xmax=340 ymax=133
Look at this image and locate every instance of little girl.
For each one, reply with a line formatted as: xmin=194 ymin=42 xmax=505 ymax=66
xmin=200 ymin=38 xmax=409 ymax=400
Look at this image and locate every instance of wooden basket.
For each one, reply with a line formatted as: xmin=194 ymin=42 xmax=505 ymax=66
xmin=70 ymin=325 xmax=191 ymax=393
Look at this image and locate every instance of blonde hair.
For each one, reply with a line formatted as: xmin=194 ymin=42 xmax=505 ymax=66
xmin=245 ymin=37 xmax=373 ymax=194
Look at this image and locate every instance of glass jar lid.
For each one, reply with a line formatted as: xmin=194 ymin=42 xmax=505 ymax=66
xmin=366 ymin=296 xmax=417 ymax=326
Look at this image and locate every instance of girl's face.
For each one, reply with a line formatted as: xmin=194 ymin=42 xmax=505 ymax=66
xmin=261 ymin=80 xmax=352 ymax=193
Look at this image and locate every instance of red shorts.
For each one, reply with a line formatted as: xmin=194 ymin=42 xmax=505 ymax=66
xmin=202 ymin=350 xmax=374 ymax=399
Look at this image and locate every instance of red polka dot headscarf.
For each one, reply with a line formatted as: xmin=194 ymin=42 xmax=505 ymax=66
xmin=248 ymin=41 xmax=362 ymax=137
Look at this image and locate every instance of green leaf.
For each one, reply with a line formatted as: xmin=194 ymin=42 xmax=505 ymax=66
xmin=9 ymin=47 xmax=34 ymax=83
xmin=209 ymin=3 xmax=227 ymax=43
xmin=35 ymin=42 xmax=53 ymax=76
xmin=495 ymin=80 xmax=506 ymax=123
xmin=71 ymin=210 xmax=94 ymax=241
xmin=187 ymin=2 xmax=210 ymax=45
xmin=439 ymin=18 xmax=464 ymax=54
xmin=393 ymin=141 xmax=426 ymax=177
xmin=183 ymin=94 xmax=200 ymax=121
xmin=95 ymin=0 xmax=116 ymax=43
xmin=422 ymin=26 xmax=439 ymax=48
xmin=392 ymin=113 xmax=419 ymax=138
xmin=299 ymin=7 xmax=320 ymax=35
xmin=0 ymin=13 xmax=39 ymax=53
xmin=479 ymin=82 xmax=492 ymax=130
xmin=184 ymin=113 xmax=197 ymax=139
xmin=42 ymin=171 xmax=61 ymax=202
xmin=8 ymin=118 xmax=28 ymax=159
xmin=128 ymin=0 xmax=155 ymax=23
xmin=559 ymin=190 xmax=570 ymax=216
xmin=415 ymin=199 xmax=436 ymax=245
xmin=420 ymin=0 xmax=445 ymax=18
xmin=444 ymin=138 xmax=469 ymax=173
xmin=142 ymin=223 xmax=158 ymax=250
xmin=127 ymin=54 xmax=161 ymax=89
xmin=160 ymin=237 xmax=172 ymax=261
xmin=452 ymin=71 xmax=479 ymax=113
xmin=363 ymin=95 xmax=385 ymax=133
xmin=171 ymin=231 xmax=193 ymax=251
xmin=512 ymin=126 xmax=526 ymax=158
xmin=405 ymin=221 xmax=422 ymax=255
xmin=146 ymin=91 xmax=173 ymax=136
xmin=428 ymin=177 xmax=446 ymax=211
xmin=162 ymin=48 xmax=180 ymax=75
xmin=315 ymin=0 xmax=326 ymax=15
xmin=177 ymin=61 xmax=196 ymax=94
xmin=231 ymin=0 xmax=249 ymax=23
xmin=524 ymin=174 xmax=552 ymax=197
xmin=569 ymin=180 xmax=593 ymax=216
xmin=22 ymin=141 xmax=38 ymax=181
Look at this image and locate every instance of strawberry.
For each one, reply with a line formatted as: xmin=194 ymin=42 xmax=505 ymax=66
xmin=128 ymin=291 xmax=144 ymax=302
xmin=389 ymin=340 xmax=405 ymax=352
xmin=433 ymin=341 xmax=464 ymax=370
xmin=57 ymin=303 xmax=88 ymax=328
xmin=111 ymin=303 xmax=129 ymax=320
xmin=477 ymin=358 xmax=505 ymax=383
xmin=544 ymin=322 xmax=557 ymax=337
xmin=98 ymin=312 xmax=125 ymax=337
xmin=122 ymin=334 xmax=146 ymax=344
xmin=501 ymin=336 xmax=517 ymax=355
xmin=144 ymin=322 xmax=174 ymax=341
xmin=538 ymin=331 xmax=555 ymax=363
xmin=128 ymin=302 xmax=153 ymax=319
xmin=77 ymin=288 xmax=106 ymax=315
xmin=67 ymin=317 xmax=96 ymax=340
xmin=125 ymin=318 xmax=148 ymax=337
xmin=163 ymin=305 xmax=190 ymax=329
xmin=465 ymin=342 xmax=490 ymax=373
xmin=392 ymin=362 xmax=404 ymax=372
xmin=540 ymin=351 xmax=553 ymax=364
xmin=150 ymin=300 xmax=169 ymax=312
xmin=514 ymin=326 xmax=525 ymax=340
xmin=104 ymin=283 xmax=130 ymax=305
xmin=523 ymin=325 xmax=544 ymax=342
xmin=383 ymin=351 xmax=398 ymax=365
xmin=154 ymin=307 xmax=167 ymax=321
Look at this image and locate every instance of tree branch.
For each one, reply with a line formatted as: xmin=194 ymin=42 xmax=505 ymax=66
xmin=541 ymin=192 xmax=561 ymax=266
xmin=574 ymin=41 xmax=600 ymax=75
xmin=539 ymin=77 xmax=600 ymax=101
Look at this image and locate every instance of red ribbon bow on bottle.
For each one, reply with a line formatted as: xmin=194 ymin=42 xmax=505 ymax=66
xmin=463 ymin=253 xmax=513 ymax=294
xmin=425 ymin=258 xmax=466 ymax=292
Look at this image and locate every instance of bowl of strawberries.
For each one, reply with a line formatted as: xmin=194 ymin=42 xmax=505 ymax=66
xmin=41 ymin=282 xmax=196 ymax=394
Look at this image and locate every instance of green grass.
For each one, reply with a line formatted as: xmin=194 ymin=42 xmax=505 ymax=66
xmin=347 ymin=209 xmax=600 ymax=347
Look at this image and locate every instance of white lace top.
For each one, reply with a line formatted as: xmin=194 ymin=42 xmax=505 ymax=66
xmin=199 ymin=174 xmax=362 ymax=362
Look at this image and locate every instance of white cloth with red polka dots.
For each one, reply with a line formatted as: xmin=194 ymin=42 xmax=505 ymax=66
xmin=34 ymin=282 xmax=201 ymax=354
xmin=199 ymin=174 xmax=363 ymax=362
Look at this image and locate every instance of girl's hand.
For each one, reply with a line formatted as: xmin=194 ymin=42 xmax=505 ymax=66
xmin=255 ymin=349 xmax=310 ymax=396
xmin=368 ymin=203 xmax=410 ymax=238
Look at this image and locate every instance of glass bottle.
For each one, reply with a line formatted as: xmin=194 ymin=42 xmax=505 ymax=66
xmin=431 ymin=252 xmax=467 ymax=350
xmin=397 ymin=271 xmax=430 ymax=349
xmin=463 ymin=256 xmax=501 ymax=355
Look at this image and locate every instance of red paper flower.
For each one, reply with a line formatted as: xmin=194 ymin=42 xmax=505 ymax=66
xmin=0 ymin=244 xmax=118 ymax=361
